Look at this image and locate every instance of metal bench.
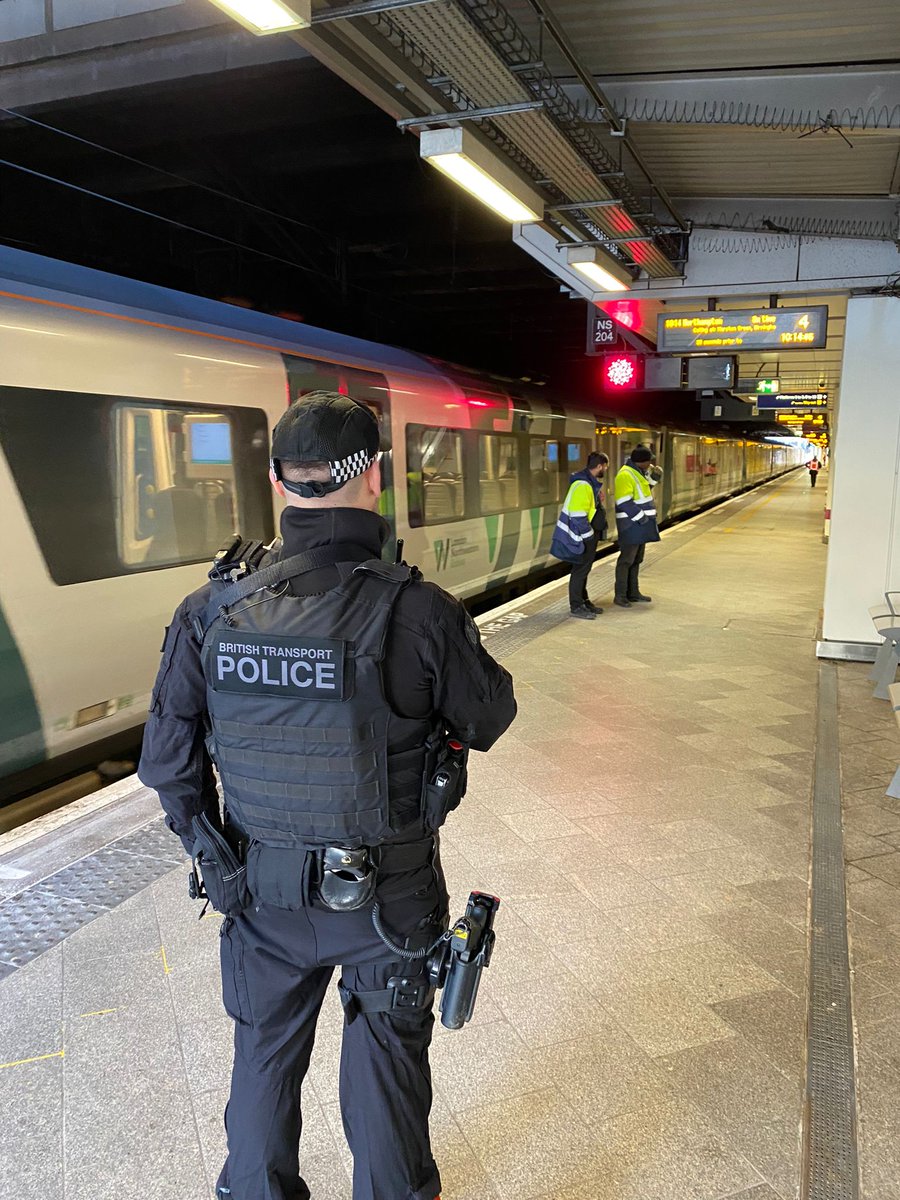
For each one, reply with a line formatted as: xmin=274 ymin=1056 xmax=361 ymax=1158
xmin=868 ymin=592 xmax=900 ymax=699
xmin=887 ymin=682 xmax=900 ymax=800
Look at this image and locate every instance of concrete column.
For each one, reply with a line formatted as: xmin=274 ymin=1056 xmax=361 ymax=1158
xmin=820 ymin=295 xmax=900 ymax=656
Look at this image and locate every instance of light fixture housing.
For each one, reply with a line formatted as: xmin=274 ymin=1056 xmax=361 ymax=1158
xmin=207 ymin=0 xmax=311 ymax=35
xmin=567 ymin=244 xmax=632 ymax=292
xmin=420 ymin=127 xmax=543 ymax=224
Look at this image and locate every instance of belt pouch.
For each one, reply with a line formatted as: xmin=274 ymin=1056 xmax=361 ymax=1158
xmin=192 ymin=812 xmax=251 ymax=916
xmin=422 ymin=741 xmax=469 ymax=833
xmin=317 ymin=846 xmax=377 ymax=912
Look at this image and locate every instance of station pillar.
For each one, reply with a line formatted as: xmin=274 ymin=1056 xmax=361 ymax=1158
xmin=820 ymin=295 xmax=900 ymax=657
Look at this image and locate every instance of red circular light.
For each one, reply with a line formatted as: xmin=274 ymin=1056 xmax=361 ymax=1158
xmin=606 ymin=357 xmax=636 ymax=387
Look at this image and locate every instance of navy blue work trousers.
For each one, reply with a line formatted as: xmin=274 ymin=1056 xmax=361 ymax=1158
xmin=215 ymin=861 xmax=447 ymax=1200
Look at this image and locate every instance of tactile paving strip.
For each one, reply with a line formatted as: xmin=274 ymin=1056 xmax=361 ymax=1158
xmin=0 ymin=891 xmax=106 ymax=967
xmin=803 ymin=662 xmax=859 ymax=1200
xmin=0 ymin=819 xmax=182 ymax=974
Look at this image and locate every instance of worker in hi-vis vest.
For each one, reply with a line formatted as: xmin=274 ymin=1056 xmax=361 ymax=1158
xmin=613 ymin=445 xmax=660 ymax=607
xmin=550 ymin=451 xmax=609 ymax=620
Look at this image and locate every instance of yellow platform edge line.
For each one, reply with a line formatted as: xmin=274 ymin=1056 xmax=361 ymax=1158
xmin=0 ymin=1049 xmax=65 ymax=1070
xmin=79 ymin=1009 xmax=118 ymax=1018
xmin=160 ymin=945 xmax=171 ymax=975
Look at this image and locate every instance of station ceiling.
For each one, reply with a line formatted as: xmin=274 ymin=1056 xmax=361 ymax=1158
xmin=0 ymin=0 xmax=897 ymax=407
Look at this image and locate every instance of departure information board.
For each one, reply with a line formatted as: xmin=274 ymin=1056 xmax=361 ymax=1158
xmin=658 ymin=306 xmax=828 ymax=352
xmin=756 ymin=392 xmax=828 ymax=409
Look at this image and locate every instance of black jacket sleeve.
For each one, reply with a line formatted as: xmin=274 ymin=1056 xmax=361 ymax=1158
xmin=425 ymin=590 xmax=517 ymax=752
xmin=137 ymin=593 xmax=219 ymax=852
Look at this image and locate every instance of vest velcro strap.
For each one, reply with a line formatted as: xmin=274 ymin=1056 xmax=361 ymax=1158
xmin=216 ymin=746 xmax=377 ymax=774
xmin=230 ymin=793 xmax=385 ymax=836
xmin=215 ymin=719 xmax=375 ymax=745
xmin=222 ymin=770 xmax=379 ymax=804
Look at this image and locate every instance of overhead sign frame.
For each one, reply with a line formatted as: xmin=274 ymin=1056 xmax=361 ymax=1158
xmin=756 ymin=392 xmax=829 ymax=409
xmin=657 ymin=306 xmax=829 ymax=353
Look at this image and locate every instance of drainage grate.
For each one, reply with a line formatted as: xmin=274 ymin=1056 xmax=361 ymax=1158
xmin=802 ymin=662 xmax=859 ymax=1200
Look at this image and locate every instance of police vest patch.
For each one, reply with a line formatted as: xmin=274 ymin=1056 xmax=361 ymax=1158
xmin=209 ymin=632 xmax=347 ymax=700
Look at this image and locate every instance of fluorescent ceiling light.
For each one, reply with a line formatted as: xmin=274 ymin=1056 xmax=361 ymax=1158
xmin=420 ymin=127 xmax=543 ymax=224
xmin=207 ymin=0 xmax=311 ymax=34
xmin=566 ymin=245 xmax=631 ymax=292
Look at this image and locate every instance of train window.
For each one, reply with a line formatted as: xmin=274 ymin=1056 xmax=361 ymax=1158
xmin=115 ymin=405 xmax=244 ymax=569
xmin=478 ymin=434 xmax=519 ymax=514
xmin=406 ymin=425 xmax=465 ymax=527
xmin=529 ymin=438 xmax=561 ymax=505
xmin=0 ymin=386 xmax=273 ymax=585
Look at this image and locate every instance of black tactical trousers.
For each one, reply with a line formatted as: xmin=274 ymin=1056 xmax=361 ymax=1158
xmin=216 ymin=862 xmax=447 ymax=1200
xmin=568 ymin=535 xmax=598 ymax=610
xmin=615 ymin=541 xmax=646 ymax=600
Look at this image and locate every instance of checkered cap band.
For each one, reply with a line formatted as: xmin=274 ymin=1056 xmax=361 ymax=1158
xmin=329 ymin=449 xmax=377 ymax=486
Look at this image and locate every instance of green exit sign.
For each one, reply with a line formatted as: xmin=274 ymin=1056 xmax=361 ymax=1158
xmin=756 ymin=379 xmax=780 ymax=394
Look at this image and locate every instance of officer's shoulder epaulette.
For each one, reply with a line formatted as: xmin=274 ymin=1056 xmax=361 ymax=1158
xmin=352 ymin=559 xmax=421 ymax=585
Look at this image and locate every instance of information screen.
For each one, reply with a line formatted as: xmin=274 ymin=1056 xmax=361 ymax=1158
xmin=190 ymin=421 xmax=232 ymax=464
xmin=756 ymin=392 xmax=828 ymax=410
xmin=658 ymin=306 xmax=828 ymax=352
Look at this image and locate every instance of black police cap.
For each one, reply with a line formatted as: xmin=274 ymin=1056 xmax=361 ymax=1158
xmin=271 ymin=391 xmax=380 ymax=498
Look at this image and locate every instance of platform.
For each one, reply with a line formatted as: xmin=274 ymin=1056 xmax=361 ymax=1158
xmin=3 ymin=466 xmax=894 ymax=1200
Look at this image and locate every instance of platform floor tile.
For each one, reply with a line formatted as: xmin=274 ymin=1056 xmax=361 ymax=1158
xmin=0 ymin=473 xmax=831 ymax=1199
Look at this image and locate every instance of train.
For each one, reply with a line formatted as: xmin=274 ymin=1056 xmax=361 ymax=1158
xmin=0 ymin=247 xmax=804 ymax=802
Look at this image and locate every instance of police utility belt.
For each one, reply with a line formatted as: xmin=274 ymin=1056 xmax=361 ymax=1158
xmin=189 ymin=731 xmax=468 ymax=918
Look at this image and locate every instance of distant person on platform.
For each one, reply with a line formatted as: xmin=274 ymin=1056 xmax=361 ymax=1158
xmin=808 ymin=457 xmax=821 ymax=488
xmin=551 ymin=451 xmax=609 ymax=620
xmin=614 ymin=445 xmax=660 ymax=607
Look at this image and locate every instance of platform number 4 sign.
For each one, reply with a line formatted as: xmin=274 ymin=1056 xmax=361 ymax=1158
xmin=587 ymin=311 xmax=619 ymax=355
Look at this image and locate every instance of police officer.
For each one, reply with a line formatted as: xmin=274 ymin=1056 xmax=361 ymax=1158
xmin=138 ymin=392 xmax=516 ymax=1200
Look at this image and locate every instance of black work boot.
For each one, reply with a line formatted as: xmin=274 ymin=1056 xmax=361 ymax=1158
xmin=584 ymin=600 xmax=604 ymax=615
xmin=613 ymin=596 xmax=632 ymax=608
xmin=570 ymin=606 xmax=596 ymax=620
xmin=627 ymin=593 xmax=652 ymax=602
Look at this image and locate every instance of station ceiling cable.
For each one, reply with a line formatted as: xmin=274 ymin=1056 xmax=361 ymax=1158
xmin=0 ymin=106 xmax=335 ymax=245
xmin=0 ymin=156 xmax=330 ymax=277
xmin=0 ymin=155 xmax=426 ymax=314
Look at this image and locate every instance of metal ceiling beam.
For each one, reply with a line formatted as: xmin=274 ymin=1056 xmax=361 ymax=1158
xmin=565 ymin=68 xmax=900 ymax=132
xmin=514 ymin=0 xmax=687 ymax=232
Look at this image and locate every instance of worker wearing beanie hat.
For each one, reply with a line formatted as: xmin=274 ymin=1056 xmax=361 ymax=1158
xmin=613 ymin=445 xmax=660 ymax=607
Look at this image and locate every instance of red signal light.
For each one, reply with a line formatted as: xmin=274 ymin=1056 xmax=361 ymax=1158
xmin=606 ymin=300 xmax=640 ymax=330
xmin=602 ymin=353 xmax=643 ymax=391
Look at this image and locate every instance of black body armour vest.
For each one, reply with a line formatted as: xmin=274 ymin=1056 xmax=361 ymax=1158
xmin=199 ymin=554 xmax=434 ymax=850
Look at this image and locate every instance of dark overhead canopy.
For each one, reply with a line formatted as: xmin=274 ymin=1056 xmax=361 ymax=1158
xmin=0 ymin=56 xmax=587 ymax=380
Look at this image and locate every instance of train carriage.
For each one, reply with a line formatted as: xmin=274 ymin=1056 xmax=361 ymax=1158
xmin=0 ymin=247 xmax=803 ymax=800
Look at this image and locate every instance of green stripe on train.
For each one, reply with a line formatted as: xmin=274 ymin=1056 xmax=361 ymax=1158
xmin=0 ymin=599 xmax=45 ymax=775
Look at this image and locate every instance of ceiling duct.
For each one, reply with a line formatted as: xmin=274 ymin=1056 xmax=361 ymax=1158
xmin=308 ymin=0 xmax=685 ymax=279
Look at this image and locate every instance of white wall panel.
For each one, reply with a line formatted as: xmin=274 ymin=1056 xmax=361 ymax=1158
xmin=822 ymin=296 xmax=900 ymax=650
